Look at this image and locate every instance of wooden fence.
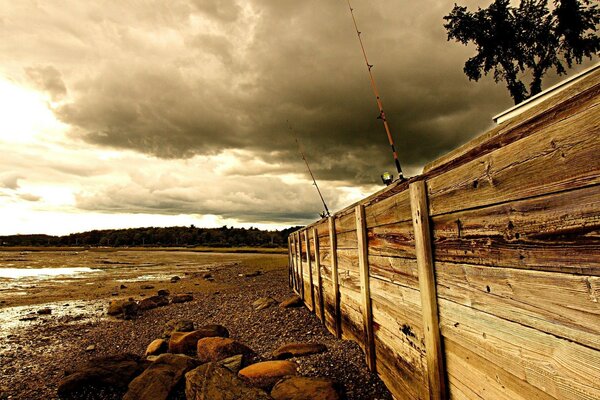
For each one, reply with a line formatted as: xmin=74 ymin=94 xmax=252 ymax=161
xmin=287 ymin=67 xmax=600 ymax=400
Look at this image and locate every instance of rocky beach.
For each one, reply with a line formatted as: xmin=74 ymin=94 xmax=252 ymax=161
xmin=0 ymin=250 xmax=391 ymax=399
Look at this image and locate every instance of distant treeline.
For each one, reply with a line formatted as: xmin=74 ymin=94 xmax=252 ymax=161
xmin=0 ymin=225 xmax=302 ymax=248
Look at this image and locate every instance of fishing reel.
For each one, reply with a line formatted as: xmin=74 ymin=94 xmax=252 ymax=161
xmin=381 ymin=172 xmax=393 ymax=185
xmin=381 ymin=171 xmax=407 ymax=185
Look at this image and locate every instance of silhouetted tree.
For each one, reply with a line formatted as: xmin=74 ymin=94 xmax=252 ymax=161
xmin=444 ymin=0 xmax=599 ymax=104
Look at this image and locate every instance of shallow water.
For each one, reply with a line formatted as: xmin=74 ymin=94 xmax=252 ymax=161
xmin=0 ymin=267 xmax=95 ymax=279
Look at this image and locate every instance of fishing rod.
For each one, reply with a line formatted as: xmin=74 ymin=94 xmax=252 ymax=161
xmin=345 ymin=0 xmax=405 ymax=184
xmin=289 ymin=124 xmax=331 ymax=218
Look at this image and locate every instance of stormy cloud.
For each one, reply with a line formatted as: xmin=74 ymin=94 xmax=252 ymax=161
xmin=0 ymin=0 xmax=595 ymax=233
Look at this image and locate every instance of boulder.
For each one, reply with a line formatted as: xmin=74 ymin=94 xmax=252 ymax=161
xmin=218 ymin=354 xmax=244 ymax=374
xmin=57 ymin=354 xmax=149 ymax=398
xmin=122 ymin=301 xmax=139 ymax=319
xmin=157 ymin=289 xmax=170 ymax=296
xmin=168 ymin=325 xmax=229 ymax=354
xmin=197 ymin=337 xmax=253 ymax=363
xmin=253 ymin=297 xmax=278 ymax=311
xmin=170 ymin=276 xmax=181 ymax=283
xmin=107 ymin=300 xmax=126 ymax=316
xmin=163 ymin=319 xmax=195 ymax=338
xmin=185 ymin=363 xmax=271 ymax=400
xmin=140 ymin=285 xmax=155 ymax=290
xmin=245 ymin=271 xmax=262 ymax=278
xmin=279 ymin=296 xmax=302 ymax=309
xmin=37 ymin=307 xmax=52 ymax=315
xmin=270 ymin=376 xmax=343 ymax=400
xmin=238 ymin=361 xmax=297 ymax=389
xmin=123 ymin=354 xmax=199 ymax=400
xmin=138 ymin=295 xmax=169 ymax=311
xmin=272 ymin=343 xmax=327 ymax=360
xmin=171 ymin=294 xmax=194 ymax=304
xmin=145 ymin=339 xmax=168 ymax=357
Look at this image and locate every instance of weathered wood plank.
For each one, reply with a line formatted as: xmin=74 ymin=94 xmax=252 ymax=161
xmin=410 ymin=180 xmax=446 ymax=400
xmin=304 ymin=230 xmax=315 ymax=313
xmin=296 ymin=232 xmax=303 ymax=299
xmin=439 ymin=298 xmax=600 ymax=399
xmin=374 ymin=323 xmax=428 ymax=400
xmin=335 ymin=210 xmax=357 ymax=233
xmin=313 ymin=228 xmax=325 ymax=323
xmin=424 ymin=70 xmax=600 ymax=174
xmin=335 ymin=249 xmax=360 ymax=273
xmin=435 ymin=261 xmax=600 ymax=350
xmin=329 ymin=216 xmax=342 ymax=338
xmin=356 ymin=204 xmax=376 ymax=372
xmin=428 ymin=100 xmax=600 ymax=216
xmin=432 ymin=184 xmax=600 ymax=274
xmin=368 ymin=255 xmax=420 ymax=290
xmin=336 ymin=229 xmax=358 ymax=249
xmin=365 ymin=189 xmax=412 ymax=228
xmin=370 ymin=278 xmax=424 ymax=340
xmin=368 ymin=221 xmax=416 ymax=259
xmin=445 ymin=338 xmax=555 ymax=400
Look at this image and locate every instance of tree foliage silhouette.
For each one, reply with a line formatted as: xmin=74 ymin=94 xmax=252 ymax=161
xmin=444 ymin=0 xmax=599 ymax=104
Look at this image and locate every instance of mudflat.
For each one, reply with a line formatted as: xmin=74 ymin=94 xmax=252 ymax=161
xmin=0 ymin=249 xmax=391 ymax=399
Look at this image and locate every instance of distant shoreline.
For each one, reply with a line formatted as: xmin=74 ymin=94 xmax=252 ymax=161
xmin=0 ymin=246 xmax=287 ymax=254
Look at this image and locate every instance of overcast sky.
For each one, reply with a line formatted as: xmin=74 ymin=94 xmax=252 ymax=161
xmin=0 ymin=0 xmax=595 ymax=235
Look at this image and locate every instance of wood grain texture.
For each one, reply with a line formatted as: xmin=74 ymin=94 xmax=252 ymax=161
xmin=329 ymin=216 xmax=342 ymax=338
xmin=304 ymin=229 xmax=315 ymax=312
xmin=356 ymin=205 xmax=376 ymax=372
xmin=439 ymin=298 xmax=600 ymax=399
xmin=365 ymin=189 xmax=412 ymax=228
xmin=368 ymin=221 xmax=417 ymax=259
xmin=296 ymin=232 xmax=303 ymax=299
xmin=424 ymin=69 xmax=600 ymax=174
xmin=410 ymin=180 xmax=446 ymax=400
xmin=445 ymin=338 xmax=555 ymax=400
xmin=368 ymin=255 xmax=420 ymax=290
xmin=432 ymin=184 xmax=600 ymax=274
xmin=313 ymin=228 xmax=325 ymax=323
xmin=435 ymin=261 xmax=600 ymax=350
xmin=428 ymin=100 xmax=600 ymax=216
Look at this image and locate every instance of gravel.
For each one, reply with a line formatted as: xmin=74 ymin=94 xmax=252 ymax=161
xmin=0 ymin=255 xmax=392 ymax=400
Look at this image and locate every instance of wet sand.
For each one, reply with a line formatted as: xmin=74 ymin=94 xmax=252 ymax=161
xmin=0 ymin=250 xmax=392 ymax=400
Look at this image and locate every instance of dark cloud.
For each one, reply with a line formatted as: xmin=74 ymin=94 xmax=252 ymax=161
xmin=25 ymin=65 xmax=67 ymax=101
xmin=3 ymin=0 xmax=596 ymax=189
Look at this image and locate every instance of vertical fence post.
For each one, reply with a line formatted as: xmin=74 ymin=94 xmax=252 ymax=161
xmin=329 ymin=217 xmax=342 ymax=339
xmin=312 ymin=228 xmax=325 ymax=323
xmin=297 ymin=232 xmax=304 ymax=301
xmin=288 ymin=236 xmax=292 ymax=289
xmin=291 ymin=234 xmax=298 ymax=293
xmin=304 ymin=229 xmax=315 ymax=312
xmin=356 ymin=204 xmax=376 ymax=372
xmin=410 ymin=180 xmax=446 ymax=400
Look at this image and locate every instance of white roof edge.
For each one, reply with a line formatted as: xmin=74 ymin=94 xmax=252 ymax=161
xmin=492 ymin=62 xmax=600 ymax=124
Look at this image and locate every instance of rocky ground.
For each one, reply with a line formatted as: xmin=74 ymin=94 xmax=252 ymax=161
xmin=0 ymin=251 xmax=392 ymax=399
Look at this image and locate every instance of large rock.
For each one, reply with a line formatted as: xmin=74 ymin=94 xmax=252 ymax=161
xmin=122 ymin=301 xmax=139 ymax=320
xmin=171 ymin=293 xmax=194 ymax=304
xmin=168 ymin=325 xmax=229 ymax=354
xmin=57 ymin=354 xmax=149 ymax=398
xmin=253 ymin=297 xmax=278 ymax=311
xmin=270 ymin=376 xmax=343 ymax=400
xmin=138 ymin=295 xmax=169 ymax=311
xmin=272 ymin=343 xmax=327 ymax=360
xmin=107 ymin=300 xmax=126 ymax=316
xmin=197 ymin=337 xmax=253 ymax=363
xmin=145 ymin=339 xmax=168 ymax=357
xmin=218 ymin=354 xmax=244 ymax=374
xmin=238 ymin=361 xmax=297 ymax=389
xmin=185 ymin=363 xmax=272 ymax=400
xmin=123 ymin=354 xmax=199 ymax=400
xmin=163 ymin=319 xmax=195 ymax=338
xmin=279 ymin=295 xmax=302 ymax=308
